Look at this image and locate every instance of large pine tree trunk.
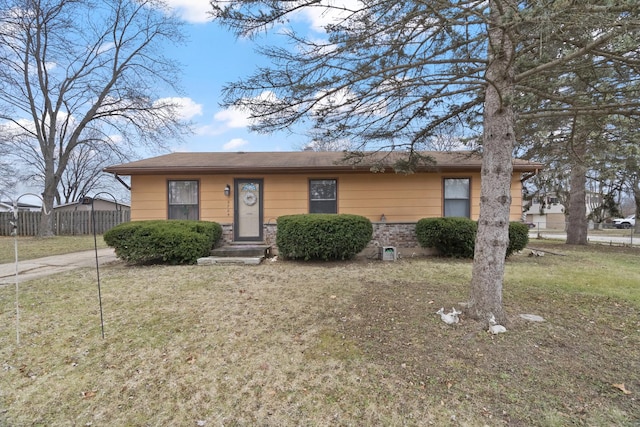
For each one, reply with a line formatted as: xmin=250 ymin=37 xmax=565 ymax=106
xmin=467 ymin=0 xmax=515 ymax=325
xmin=566 ymin=128 xmax=588 ymax=245
xmin=566 ymin=163 xmax=588 ymax=244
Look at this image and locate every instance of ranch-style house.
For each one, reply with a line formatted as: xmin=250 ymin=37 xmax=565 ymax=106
xmin=104 ymin=150 xmax=541 ymax=257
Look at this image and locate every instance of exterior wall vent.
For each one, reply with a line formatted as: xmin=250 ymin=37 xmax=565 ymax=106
xmin=380 ymin=246 xmax=397 ymax=261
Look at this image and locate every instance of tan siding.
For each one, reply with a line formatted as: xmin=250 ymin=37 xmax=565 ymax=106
xmin=130 ymin=171 xmax=525 ymax=224
xmin=130 ymin=176 xmax=166 ymax=221
xmin=335 ymin=173 xmax=439 ymax=221
xmin=510 ymin=176 xmax=524 ymax=221
xmin=200 ymin=175 xmax=235 ymax=223
xmin=263 ymin=176 xmax=308 ymax=219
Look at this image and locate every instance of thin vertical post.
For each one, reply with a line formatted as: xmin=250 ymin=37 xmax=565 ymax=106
xmin=12 ymin=203 xmax=20 ymax=345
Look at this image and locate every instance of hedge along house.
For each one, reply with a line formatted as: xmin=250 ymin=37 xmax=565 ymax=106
xmin=104 ymin=151 xmax=542 ymax=257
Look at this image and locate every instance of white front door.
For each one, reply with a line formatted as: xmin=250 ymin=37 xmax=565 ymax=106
xmin=234 ymin=179 xmax=263 ymax=241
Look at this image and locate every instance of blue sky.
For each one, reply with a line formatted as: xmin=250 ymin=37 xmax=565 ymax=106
xmin=162 ymin=20 xmax=290 ymax=153
xmin=161 ymin=0 xmax=345 ymax=153
xmin=7 ymin=1 xmax=353 ymax=203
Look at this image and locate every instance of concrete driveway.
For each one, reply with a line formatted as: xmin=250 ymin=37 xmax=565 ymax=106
xmin=0 ymin=248 xmax=118 ymax=285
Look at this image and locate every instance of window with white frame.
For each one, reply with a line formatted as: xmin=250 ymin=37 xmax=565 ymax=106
xmin=443 ymin=178 xmax=470 ymax=218
xmin=168 ymin=180 xmax=199 ymax=220
xmin=309 ymin=179 xmax=337 ymax=213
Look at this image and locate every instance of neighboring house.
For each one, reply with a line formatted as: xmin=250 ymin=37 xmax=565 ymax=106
xmin=50 ymin=197 xmax=130 ymax=236
xmin=0 ymin=201 xmax=41 ymax=212
xmin=524 ymin=194 xmax=565 ymax=229
xmin=104 ymin=151 xmax=541 ymax=255
xmin=54 ymin=197 xmax=130 ymax=212
xmin=524 ymin=191 xmax=601 ymax=230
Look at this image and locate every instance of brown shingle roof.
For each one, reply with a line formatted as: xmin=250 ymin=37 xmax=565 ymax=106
xmin=103 ymin=151 xmax=542 ymax=175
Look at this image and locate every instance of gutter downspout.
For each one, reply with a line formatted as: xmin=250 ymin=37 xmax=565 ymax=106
xmin=108 ymin=173 xmax=131 ymax=191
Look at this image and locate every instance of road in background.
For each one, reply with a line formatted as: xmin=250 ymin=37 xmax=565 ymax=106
xmin=529 ymin=230 xmax=638 ymax=247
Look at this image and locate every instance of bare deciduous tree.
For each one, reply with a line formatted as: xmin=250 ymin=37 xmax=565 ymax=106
xmin=0 ymin=0 xmax=189 ymax=235
xmin=0 ymin=141 xmax=17 ymax=192
xmin=57 ymin=136 xmax=130 ymax=205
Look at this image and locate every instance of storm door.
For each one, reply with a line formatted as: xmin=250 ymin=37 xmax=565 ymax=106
xmin=234 ymin=179 xmax=263 ymax=241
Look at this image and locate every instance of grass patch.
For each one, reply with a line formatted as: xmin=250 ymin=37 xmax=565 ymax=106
xmin=0 ymin=241 xmax=639 ymax=425
xmin=305 ymin=329 xmax=362 ymax=361
xmin=0 ymin=235 xmax=107 ymax=263
xmin=513 ymin=241 xmax=640 ymax=304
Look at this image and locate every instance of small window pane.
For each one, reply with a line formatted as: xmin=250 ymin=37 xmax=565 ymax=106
xmin=310 ymin=180 xmax=336 ymax=200
xmin=444 ymin=200 xmax=470 ymax=218
xmin=168 ymin=180 xmax=199 ymax=220
xmin=444 ymin=178 xmax=470 ymax=218
xmin=169 ymin=181 xmax=198 ymax=204
xmin=310 ymin=179 xmax=337 ymax=214
xmin=444 ymin=179 xmax=469 ymax=199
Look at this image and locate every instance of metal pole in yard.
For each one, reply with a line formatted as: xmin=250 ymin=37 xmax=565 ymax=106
xmin=11 ymin=200 xmax=20 ymax=345
xmin=89 ymin=192 xmax=119 ymax=339
xmin=11 ymin=193 xmax=49 ymax=344
xmin=90 ymin=197 xmax=105 ymax=339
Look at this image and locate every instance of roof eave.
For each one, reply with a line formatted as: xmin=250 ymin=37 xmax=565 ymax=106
xmin=104 ymin=163 xmax=541 ymax=176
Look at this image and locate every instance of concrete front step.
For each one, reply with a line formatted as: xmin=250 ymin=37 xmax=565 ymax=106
xmin=199 ymin=243 xmax=271 ymax=265
xmin=210 ymin=244 xmax=271 ymax=258
xmin=197 ymin=256 xmax=263 ymax=265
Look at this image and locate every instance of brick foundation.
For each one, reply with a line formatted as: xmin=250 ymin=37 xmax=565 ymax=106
xmin=218 ymin=221 xmax=434 ymax=258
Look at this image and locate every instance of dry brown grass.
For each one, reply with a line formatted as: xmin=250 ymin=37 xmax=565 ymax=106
xmin=0 ymin=236 xmax=107 ymax=263
xmin=1 ymin=242 xmax=639 ymax=426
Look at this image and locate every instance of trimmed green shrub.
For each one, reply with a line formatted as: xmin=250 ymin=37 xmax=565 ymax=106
xmin=104 ymin=220 xmax=222 ymax=265
xmin=416 ymin=217 xmax=529 ymax=259
xmin=416 ymin=217 xmax=477 ymax=258
xmin=507 ymin=222 xmax=530 ymax=257
xmin=277 ymin=214 xmax=373 ymax=261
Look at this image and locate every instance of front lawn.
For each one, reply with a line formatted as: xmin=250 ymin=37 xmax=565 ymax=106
xmin=0 ymin=236 xmax=107 ymax=263
xmin=1 ymin=241 xmax=638 ymax=425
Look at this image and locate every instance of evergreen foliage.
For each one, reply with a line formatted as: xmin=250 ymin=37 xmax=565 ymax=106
xmin=276 ymin=214 xmax=372 ymax=261
xmin=507 ymin=222 xmax=530 ymax=258
xmin=416 ymin=218 xmax=529 ymax=259
xmin=416 ymin=217 xmax=477 ymax=259
xmin=104 ymin=220 xmax=222 ymax=265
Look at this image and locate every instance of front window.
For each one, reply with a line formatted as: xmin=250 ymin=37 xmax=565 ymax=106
xmin=168 ymin=180 xmax=199 ymax=219
xmin=309 ymin=179 xmax=337 ymax=213
xmin=444 ymin=178 xmax=470 ymax=218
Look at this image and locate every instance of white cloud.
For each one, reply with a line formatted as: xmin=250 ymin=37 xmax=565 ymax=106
xmin=296 ymin=0 xmax=364 ymax=32
xmin=155 ymin=97 xmax=203 ymax=120
xmin=223 ymin=138 xmax=249 ymax=151
xmin=213 ymin=107 xmax=251 ymax=129
xmin=164 ymin=0 xmax=211 ymax=24
xmin=312 ymin=87 xmax=354 ymax=113
xmin=194 ymin=123 xmax=224 ymax=137
xmin=173 ymin=97 xmax=203 ymax=120
xmin=195 ymin=92 xmax=281 ymax=136
xmin=108 ymin=134 xmax=124 ymax=145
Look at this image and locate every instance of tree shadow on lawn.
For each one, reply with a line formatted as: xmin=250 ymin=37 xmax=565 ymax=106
xmin=333 ymin=270 xmax=640 ymax=426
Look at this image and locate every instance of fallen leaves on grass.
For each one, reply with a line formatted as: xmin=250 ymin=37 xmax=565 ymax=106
xmin=82 ymin=390 xmax=97 ymax=399
xmin=612 ymin=383 xmax=632 ymax=395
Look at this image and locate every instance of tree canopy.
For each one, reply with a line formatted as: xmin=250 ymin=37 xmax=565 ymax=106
xmin=0 ymin=0 xmax=189 ymax=235
xmin=211 ymin=0 xmax=640 ymax=323
xmin=213 ymin=1 xmax=640 ymax=151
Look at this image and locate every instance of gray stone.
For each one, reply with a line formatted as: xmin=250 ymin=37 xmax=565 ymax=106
xmin=519 ymin=314 xmax=545 ymax=322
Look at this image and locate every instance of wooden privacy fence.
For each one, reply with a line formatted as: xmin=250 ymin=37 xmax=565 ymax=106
xmin=0 ymin=210 xmax=130 ymax=236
